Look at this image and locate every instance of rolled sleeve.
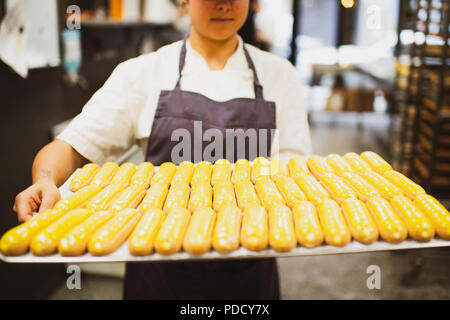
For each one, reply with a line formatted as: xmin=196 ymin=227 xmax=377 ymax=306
xmin=271 ymin=62 xmax=312 ymax=159
xmin=57 ymin=60 xmax=142 ymax=165
xmin=57 ymin=125 xmax=107 ymax=164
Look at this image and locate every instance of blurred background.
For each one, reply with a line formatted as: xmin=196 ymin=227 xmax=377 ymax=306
xmin=0 ymin=0 xmax=449 ymax=299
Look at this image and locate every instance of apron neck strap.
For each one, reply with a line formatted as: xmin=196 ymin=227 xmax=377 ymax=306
xmin=176 ymin=37 xmax=264 ymax=100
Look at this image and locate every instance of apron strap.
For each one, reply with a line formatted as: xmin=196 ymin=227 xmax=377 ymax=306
xmin=242 ymin=44 xmax=264 ymax=100
xmin=175 ymin=37 xmax=264 ymax=100
xmin=174 ymin=38 xmax=188 ymax=90
xmin=178 ymin=38 xmax=188 ymax=81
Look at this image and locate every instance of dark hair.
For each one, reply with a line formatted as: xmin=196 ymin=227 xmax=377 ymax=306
xmin=238 ymin=0 xmax=256 ymax=45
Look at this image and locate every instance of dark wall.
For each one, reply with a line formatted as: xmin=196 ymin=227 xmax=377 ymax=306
xmin=0 ymin=0 xmax=68 ymax=299
xmin=0 ymin=57 xmax=72 ymax=300
xmin=0 ymin=51 xmax=113 ymax=300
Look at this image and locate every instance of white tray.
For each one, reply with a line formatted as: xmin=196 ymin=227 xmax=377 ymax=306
xmin=2 ymin=167 xmax=450 ymax=264
xmin=2 ymin=238 xmax=450 ymax=264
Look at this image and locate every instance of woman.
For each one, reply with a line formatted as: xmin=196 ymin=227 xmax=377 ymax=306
xmin=13 ymin=0 xmax=311 ymax=299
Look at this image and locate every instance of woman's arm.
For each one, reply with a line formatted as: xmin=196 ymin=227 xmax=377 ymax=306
xmin=14 ymin=54 xmax=150 ymax=222
xmin=271 ymin=65 xmax=312 ymax=159
xmin=13 ymin=139 xmax=88 ymax=222
xmin=32 ymin=139 xmax=88 ymax=186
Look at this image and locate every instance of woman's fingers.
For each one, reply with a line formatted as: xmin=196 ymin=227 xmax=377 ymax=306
xmin=38 ymin=185 xmax=61 ymax=214
xmin=14 ymin=191 xmax=36 ymax=222
xmin=13 ymin=183 xmax=60 ymax=222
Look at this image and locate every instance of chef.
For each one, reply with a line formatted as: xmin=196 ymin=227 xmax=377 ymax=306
xmin=13 ymin=0 xmax=311 ymax=299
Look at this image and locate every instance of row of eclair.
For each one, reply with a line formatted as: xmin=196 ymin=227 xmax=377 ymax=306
xmin=1 ymin=152 xmax=449 ymax=257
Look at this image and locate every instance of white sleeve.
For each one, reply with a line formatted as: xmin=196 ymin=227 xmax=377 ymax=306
xmin=57 ymin=59 xmax=143 ymax=164
xmin=271 ymin=62 xmax=313 ymax=159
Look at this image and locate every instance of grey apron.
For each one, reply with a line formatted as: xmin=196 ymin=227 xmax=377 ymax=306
xmin=124 ymin=39 xmax=280 ymax=300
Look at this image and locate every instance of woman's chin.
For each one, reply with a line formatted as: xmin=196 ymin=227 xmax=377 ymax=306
xmin=206 ymin=31 xmax=238 ymax=41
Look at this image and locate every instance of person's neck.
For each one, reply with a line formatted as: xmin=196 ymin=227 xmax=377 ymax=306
xmin=188 ymin=29 xmax=239 ymax=71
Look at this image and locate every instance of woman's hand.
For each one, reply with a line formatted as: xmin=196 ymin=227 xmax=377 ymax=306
xmin=12 ymin=139 xmax=89 ymax=223
xmin=13 ymin=181 xmax=61 ymax=223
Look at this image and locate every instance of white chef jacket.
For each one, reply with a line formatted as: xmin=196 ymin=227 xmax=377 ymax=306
xmin=57 ymin=36 xmax=312 ymax=165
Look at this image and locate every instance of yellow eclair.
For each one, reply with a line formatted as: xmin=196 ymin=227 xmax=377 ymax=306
xmin=128 ymin=208 xmax=165 ymax=256
xmin=140 ymin=181 xmax=170 ymax=212
xmin=188 ymin=181 xmax=212 ymax=212
xmin=366 ymin=197 xmax=408 ymax=244
xmin=317 ymin=200 xmax=351 ymax=247
xmin=307 ymin=155 xmax=334 ymax=179
xmin=270 ymin=158 xmax=289 ymax=181
xmin=154 ymin=207 xmax=191 ymax=255
xmin=151 ymin=162 xmax=177 ymax=186
xmin=31 ymin=208 xmax=91 ymax=256
xmin=70 ymin=163 xmax=99 ymax=192
xmin=163 ymin=181 xmax=190 ymax=212
xmin=130 ymin=162 xmax=154 ymax=189
xmin=268 ymin=205 xmax=297 ymax=252
xmin=59 ymin=210 xmax=115 ymax=256
xmin=211 ymin=159 xmax=231 ymax=186
xmin=413 ymin=195 xmax=450 ymax=240
xmin=253 ymin=157 xmax=270 ymax=166
xmin=241 ymin=205 xmax=269 ymax=251
xmin=255 ymin=177 xmax=285 ymax=210
xmin=360 ymin=151 xmax=393 ymax=174
xmin=54 ymin=185 xmax=102 ymax=212
xmin=320 ymin=173 xmax=357 ymax=204
xmin=231 ymin=159 xmax=251 ymax=184
xmin=90 ymin=162 xmax=119 ymax=188
xmin=1 ymin=209 xmax=65 ymax=256
xmin=275 ymin=175 xmax=306 ymax=208
xmin=234 ymin=179 xmax=261 ymax=211
xmin=343 ymin=152 xmax=371 ymax=174
xmin=84 ymin=184 xmax=124 ymax=213
xmin=390 ymin=196 xmax=435 ymax=242
xmin=288 ymin=156 xmax=310 ymax=179
xmin=108 ymin=185 xmax=146 ymax=213
xmin=341 ymin=199 xmax=379 ymax=244
xmin=213 ymin=181 xmax=237 ymax=211
xmin=383 ymin=170 xmax=426 ymax=199
xmin=191 ymin=161 xmax=213 ymax=186
xmin=325 ymin=154 xmax=354 ymax=176
xmin=360 ymin=171 xmax=404 ymax=200
xmin=183 ymin=207 xmax=216 ymax=255
xmin=340 ymin=172 xmax=380 ymax=202
xmin=171 ymin=161 xmax=194 ymax=185
xmin=251 ymin=157 xmax=271 ymax=183
xmin=295 ymin=174 xmax=329 ymax=205
xmin=88 ymin=208 xmax=141 ymax=256
xmin=110 ymin=163 xmax=136 ymax=187
xmin=292 ymin=201 xmax=324 ymax=248
xmin=212 ymin=205 xmax=242 ymax=253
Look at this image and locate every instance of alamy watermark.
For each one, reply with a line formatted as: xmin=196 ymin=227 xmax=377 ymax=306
xmin=366 ymin=265 xmax=381 ymax=290
xmin=66 ymin=265 xmax=81 ymax=290
xmin=170 ymin=121 xmax=279 ymax=163
xmin=66 ymin=5 xmax=81 ymax=30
